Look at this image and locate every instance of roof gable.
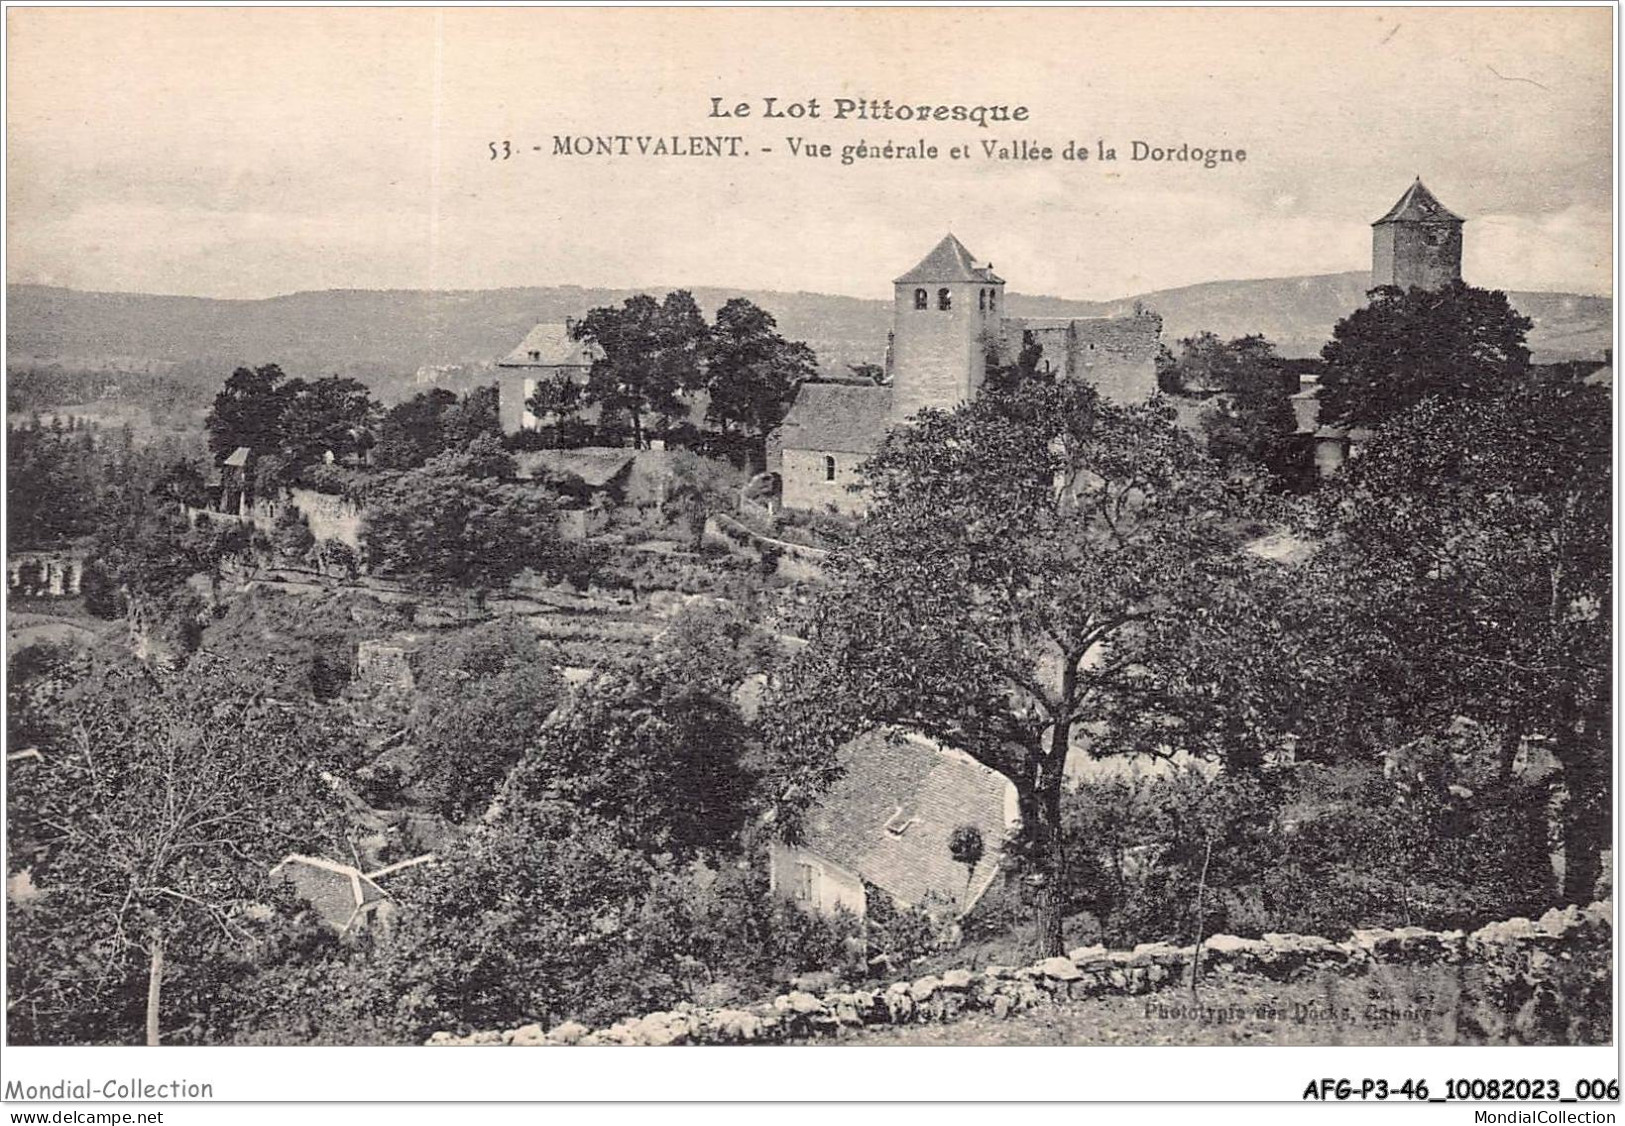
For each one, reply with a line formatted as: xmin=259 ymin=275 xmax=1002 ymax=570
xmin=499 ymin=323 xmax=602 ymax=368
xmin=1374 ymin=179 xmax=1464 ymax=225
xmin=798 ymin=730 xmax=1013 ymax=912
xmin=271 ymin=854 xmax=388 ymax=933
xmin=778 ymin=382 xmax=893 ymax=454
xmin=894 ymin=234 xmax=1005 ymax=285
xmin=513 ymin=447 xmax=638 ymax=487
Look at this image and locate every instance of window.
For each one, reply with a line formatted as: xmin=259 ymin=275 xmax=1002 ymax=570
xmin=794 ymin=862 xmax=816 ymax=902
xmin=824 ymin=455 xmax=837 ymax=481
xmin=988 ymin=289 xmax=997 ymax=311
xmin=883 ymin=805 xmax=920 ymax=836
xmin=938 ymin=288 xmax=952 ymax=311
xmin=529 ymin=350 xmax=541 ymax=361
xmin=914 ymin=288 xmax=928 ymax=310
xmin=978 ymin=288 xmax=987 ymax=312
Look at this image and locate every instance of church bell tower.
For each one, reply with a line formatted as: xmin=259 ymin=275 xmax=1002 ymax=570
xmin=1371 ymin=178 xmax=1464 ymax=291
xmin=886 ymin=234 xmax=1005 ymax=426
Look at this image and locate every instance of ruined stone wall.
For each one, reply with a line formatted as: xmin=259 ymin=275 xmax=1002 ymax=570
xmin=288 ymin=488 xmax=364 ymax=550
xmin=1067 ymin=314 xmax=1161 ymax=404
xmin=8 ymin=552 xmax=85 ymax=598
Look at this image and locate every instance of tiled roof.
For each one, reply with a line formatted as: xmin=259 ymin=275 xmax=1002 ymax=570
xmin=894 ymin=234 xmax=1005 ymax=285
xmin=1373 ymin=179 xmax=1464 ymax=225
xmin=513 ymin=447 xmax=637 ymax=487
xmin=799 ymin=729 xmax=1014 ymax=914
xmin=777 ymin=382 xmax=893 ymax=454
xmin=498 ymin=323 xmax=602 ymax=368
xmin=271 ymin=854 xmax=388 ymax=933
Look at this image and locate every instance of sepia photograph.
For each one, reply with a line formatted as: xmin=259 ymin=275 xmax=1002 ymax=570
xmin=1 ymin=3 xmax=1616 ymax=1113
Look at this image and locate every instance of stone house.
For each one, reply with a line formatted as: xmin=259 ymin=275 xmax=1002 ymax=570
xmin=495 ymin=322 xmax=603 ymax=434
xmin=772 ymin=383 xmax=890 ymax=515
xmin=769 ymin=729 xmax=1019 ymax=920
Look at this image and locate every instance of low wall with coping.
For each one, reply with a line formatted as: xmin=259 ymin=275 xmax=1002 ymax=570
xmin=425 ymin=899 xmax=1612 ymax=1047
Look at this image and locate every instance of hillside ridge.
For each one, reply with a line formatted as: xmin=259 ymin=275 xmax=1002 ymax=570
xmin=8 ymin=275 xmax=1609 ymax=392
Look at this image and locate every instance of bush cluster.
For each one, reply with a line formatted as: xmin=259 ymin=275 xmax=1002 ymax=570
xmin=1062 ymin=761 xmax=1556 ymax=948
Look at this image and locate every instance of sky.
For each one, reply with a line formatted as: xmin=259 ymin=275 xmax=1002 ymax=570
xmin=6 ymin=7 xmax=1614 ymax=302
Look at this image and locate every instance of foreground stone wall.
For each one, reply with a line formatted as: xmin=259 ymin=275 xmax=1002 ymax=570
xmin=426 ymin=900 xmax=1611 ymax=1047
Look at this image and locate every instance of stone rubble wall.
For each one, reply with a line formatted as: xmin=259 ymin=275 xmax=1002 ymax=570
xmin=706 ymin=513 xmax=831 ymax=564
xmin=425 ymin=899 xmax=1611 ymax=1047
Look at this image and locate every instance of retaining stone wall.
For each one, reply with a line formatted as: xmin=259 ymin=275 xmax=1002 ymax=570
xmin=425 ymin=899 xmax=1611 ymax=1047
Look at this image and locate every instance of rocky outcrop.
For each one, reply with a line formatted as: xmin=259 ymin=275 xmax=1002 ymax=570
xmin=425 ymin=899 xmax=1612 ymax=1046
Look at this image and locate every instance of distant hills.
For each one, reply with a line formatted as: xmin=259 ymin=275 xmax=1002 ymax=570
xmin=7 ymin=274 xmax=1609 ymax=401
xmin=1058 ymin=272 xmax=1612 ymax=364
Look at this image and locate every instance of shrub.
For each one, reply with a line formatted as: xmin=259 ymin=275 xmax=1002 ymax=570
xmin=863 ymin=887 xmax=955 ymax=969
xmin=1063 ymin=760 xmax=1560 ymax=948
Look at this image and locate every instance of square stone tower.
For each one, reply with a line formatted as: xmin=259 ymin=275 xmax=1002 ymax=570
xmin=887 ymin=234 xmax=1005 ymax=425
xmin=1371 ymin=178 xmax=1464 ymax=291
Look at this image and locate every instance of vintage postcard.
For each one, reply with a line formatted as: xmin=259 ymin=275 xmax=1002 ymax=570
xmin=2 ymin=4 xmax=1615 ymax=1114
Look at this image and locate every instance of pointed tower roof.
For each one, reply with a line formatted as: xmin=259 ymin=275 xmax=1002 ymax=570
xmin=1373 ymin=178 xmax=1464 ymax=225
xmin=894 ymin=234 xmax=1005 ymax=285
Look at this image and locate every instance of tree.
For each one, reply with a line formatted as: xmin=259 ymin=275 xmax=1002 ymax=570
xmin=982 ymin=330 xmax=1047 ymax=395
xmin=508 ymin=666 xmax=755 ymax=855
xmin=654 ymin=596 xmax=780 ymax=699
xmin=373 ymin=389 xmax=459 ymax=470
xmin=1191 ymin=334 xmax=1303 ymax=485
xmin=430 ymin=431 xmax=516 ymax=480
xmin=275 ymin=376 xmax=378 ymax=470
xmin=348 ymin=799 xmax=670 ymax=1036
xmin=763 ymin=380 xmax=1251 ymax=955
xmin=1156 ymin=333 xmax=1228 ymax=397
xmin=703 ymin=298 xmax=818 ymax=439
xmin=524 ymin=374 xmax=584 ymax=432
xmin=6 ymin=657 xmax=349 ymax=1045
xmin=360 ymin=445 xmax=561 ymax=603
xmin=439 ymin=384 xmax=503 ymax=450
xmin=405 ymin=617 xmax=566 ymax=820
xmin=6 ymin=421 xmax=107 ymax=547
xmin=573 ymin=292 xmax=709 ymax=448
xmin=949 ymin=825 xmax=985 ymax=899
xmin=269 ymin=505 xmax=315 ymax=565
xmin=151 ymin=457 xmax=210 ymax=509
xmin=1318 ymin=376 xmax=1610 ymax=902
xmin=1319 ymin=282 xmax=1532 ymax=428
xmin=205 ymin=364 xmax=293 ymax=459
xmin=84 ymin=491 xmax=220 ymax=654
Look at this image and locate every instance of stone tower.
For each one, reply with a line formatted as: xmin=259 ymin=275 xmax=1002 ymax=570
xmin=1371 ymin=178 xmax=1464 ymax=291
xmin=886 ymin=234 xmax=1005 ymax=425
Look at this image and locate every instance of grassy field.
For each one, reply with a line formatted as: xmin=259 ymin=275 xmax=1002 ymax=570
xmin=7 ymin=600 xmax=109 ymax=657
xmin=828 ymin=965 xmax=1481 ymax=1046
